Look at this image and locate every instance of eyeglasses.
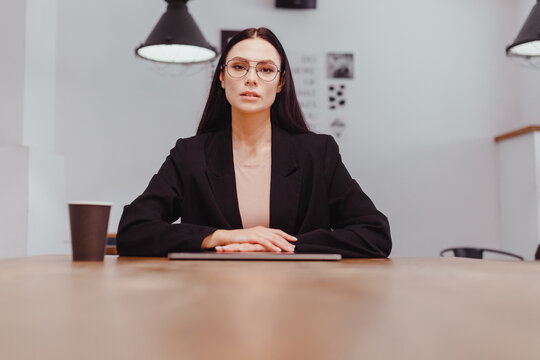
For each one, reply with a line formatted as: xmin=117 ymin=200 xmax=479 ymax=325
xmin=223 ymin=59 xmax=281 ymax=82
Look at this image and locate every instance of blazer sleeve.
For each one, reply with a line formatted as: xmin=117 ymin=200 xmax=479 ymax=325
xmin=116 ymin=141 xmax=217 ymax=257
xmin=294 ymin=136 xmax=392 ymax=258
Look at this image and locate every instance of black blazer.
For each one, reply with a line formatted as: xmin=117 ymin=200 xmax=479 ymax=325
xmin=116 ymin=125 xmax=391 ymax=258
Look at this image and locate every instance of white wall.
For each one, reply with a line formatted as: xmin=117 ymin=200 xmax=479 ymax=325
xmin=0 ymin=0 xmax=69 ymax=259
xmin=499 ymin=0 xmax=540 ymax=260
xmin=0 ymin=0 xmax=28 ymax=257
xmin=517 ymin=0 xmax=540 ymax=127
xmin=498 ymin=132 xmax=540 ymax=260
xmin=50 ymin=0 xmax=526 ymax=257
xmin=0 ymin=0 xmax=26 ymax=146
xmin=23 ymin=0 xmax=58 ymax=152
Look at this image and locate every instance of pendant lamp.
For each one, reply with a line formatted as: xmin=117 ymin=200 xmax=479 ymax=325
xmin=136 ymin=0 xmax=217 ymax=64
xmin=507 ymin=0 xmax=540 ymax=61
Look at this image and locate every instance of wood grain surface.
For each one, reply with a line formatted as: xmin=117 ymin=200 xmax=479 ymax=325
xmin=1 ymin=255 xmax=539 ymax=360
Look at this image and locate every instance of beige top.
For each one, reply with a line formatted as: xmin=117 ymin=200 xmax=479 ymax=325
xmin=233 ymin=150 xmax=271 ymax=228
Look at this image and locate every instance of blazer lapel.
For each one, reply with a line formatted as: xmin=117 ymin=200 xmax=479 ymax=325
xmin=269 ymin=125 xmax=302 ymax=234
xmin=205 ymin=128 xmax=243 ymax=229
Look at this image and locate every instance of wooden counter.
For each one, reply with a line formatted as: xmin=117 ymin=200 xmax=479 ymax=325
xmin=1 ymin=255 xmax=539 ymax=359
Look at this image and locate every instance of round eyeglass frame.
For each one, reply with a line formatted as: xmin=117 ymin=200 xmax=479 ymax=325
xmin=223 ymin=59 xmax=281 ymax=82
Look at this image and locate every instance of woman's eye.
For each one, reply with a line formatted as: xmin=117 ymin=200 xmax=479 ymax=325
xmin=260 ymin=67 xmax=275 ymax=73
xmin=233 ymin=64 xmax=247 ymax=70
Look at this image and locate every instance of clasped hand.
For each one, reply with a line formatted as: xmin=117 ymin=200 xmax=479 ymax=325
xmin=201 ymin=226 xmax=296 ymax=253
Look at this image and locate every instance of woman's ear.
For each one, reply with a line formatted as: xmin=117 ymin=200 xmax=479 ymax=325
xmin=219 ymin=68 xmax=225 ymax=89
xmin=277 ymin=72 xmax=285 ymax=93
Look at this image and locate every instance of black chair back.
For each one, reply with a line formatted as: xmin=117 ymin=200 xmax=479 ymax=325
xmin=440 ymin=247 xmax=523 ymax=260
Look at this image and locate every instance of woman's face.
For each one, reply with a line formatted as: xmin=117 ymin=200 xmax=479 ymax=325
xmin=220 ymin=38 xmax=283 ymax=115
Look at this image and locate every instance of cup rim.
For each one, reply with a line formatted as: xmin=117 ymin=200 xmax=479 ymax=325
xmin=68 ymin=201 xmax=113 ymax=206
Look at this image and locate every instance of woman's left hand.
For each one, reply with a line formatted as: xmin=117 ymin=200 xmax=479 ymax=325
xmin=215 ymin=243 xmax=269 ymax=252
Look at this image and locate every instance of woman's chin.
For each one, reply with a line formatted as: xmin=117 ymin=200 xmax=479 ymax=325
xmin=231 ymin=104 xmax=270 ymax=114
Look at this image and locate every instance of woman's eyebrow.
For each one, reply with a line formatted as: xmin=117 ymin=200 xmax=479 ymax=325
xmin=229 ymin=56 xmax=277 ymax=64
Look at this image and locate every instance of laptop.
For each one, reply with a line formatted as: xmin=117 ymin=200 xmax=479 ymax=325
xmin=168 ymin=252 xmax=342 ymax=261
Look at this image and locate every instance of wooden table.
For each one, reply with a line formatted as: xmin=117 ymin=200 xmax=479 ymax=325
xmin=1 ymin=256 xmax=539 ymax=360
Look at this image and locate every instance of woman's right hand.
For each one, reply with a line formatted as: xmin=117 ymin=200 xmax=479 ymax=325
xmin=201 ymin=226 xmax=297 ymax=252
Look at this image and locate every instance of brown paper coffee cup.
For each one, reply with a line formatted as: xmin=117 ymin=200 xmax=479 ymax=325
xmin=68 ymin=201 xmax=112 ymax=261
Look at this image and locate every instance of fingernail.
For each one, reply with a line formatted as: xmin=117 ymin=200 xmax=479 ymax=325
xmin=215 ymin=246 xmax=222 ymax=251
xmin=292 ymin=236 xmax=298 ymax=241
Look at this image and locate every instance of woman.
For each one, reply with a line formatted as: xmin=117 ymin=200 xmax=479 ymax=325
xmin=117 ymin=27 xmax=391 ymax=258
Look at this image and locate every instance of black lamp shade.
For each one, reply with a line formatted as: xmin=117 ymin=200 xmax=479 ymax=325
xmin=136 ymin=0 xmax=216 ymax=64
xmin=507 ymin=0 xmax=540 ymax=57
xmin=276 ymin=0 xmax=316 ymax=9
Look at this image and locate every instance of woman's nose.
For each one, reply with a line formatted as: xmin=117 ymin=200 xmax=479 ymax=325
xmin=244 ymin=66 xmax=258 ymax=84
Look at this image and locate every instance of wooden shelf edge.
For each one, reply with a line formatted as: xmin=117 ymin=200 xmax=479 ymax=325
xmin=494 ymin=126 xmax=540 ymax=143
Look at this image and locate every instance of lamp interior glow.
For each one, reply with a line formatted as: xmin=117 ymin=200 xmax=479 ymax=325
xmin=137 ymin=44 xmax=217 ymax=64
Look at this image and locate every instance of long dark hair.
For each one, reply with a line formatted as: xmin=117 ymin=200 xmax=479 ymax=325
xmin=196 ymin=27 xmax=310 ymax=135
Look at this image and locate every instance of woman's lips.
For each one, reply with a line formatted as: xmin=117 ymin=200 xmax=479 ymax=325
xmin=240 ymin=91 xmax=260 ymax=99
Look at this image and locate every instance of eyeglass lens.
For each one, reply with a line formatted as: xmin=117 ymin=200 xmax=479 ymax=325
xmin=226 ymin=60 xmax=279 ymax=81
